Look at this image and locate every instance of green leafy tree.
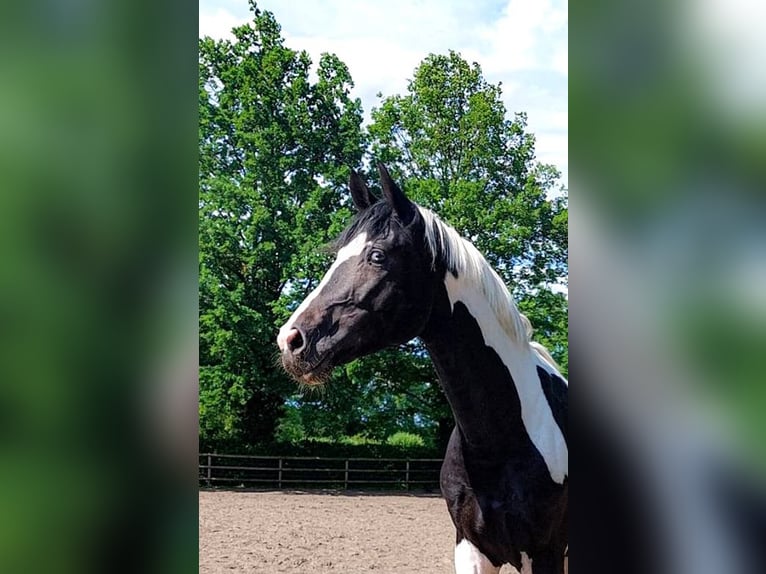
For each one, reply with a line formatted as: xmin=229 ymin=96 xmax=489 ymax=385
xmin=368 ymin=50 xmax=568 ymax=368
xmin=198 ymin=1 xmax=364 ymax=444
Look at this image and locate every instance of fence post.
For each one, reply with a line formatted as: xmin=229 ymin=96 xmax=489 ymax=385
xmin=405 ymin=459 xmax=410 ymax=491
xmin=206 ymin=454 xmax=212 ymax=486
xmin=344 ymin=459 xmax=349 ymax=490
xmin=278 ymin=458 xmax=283 ymax=489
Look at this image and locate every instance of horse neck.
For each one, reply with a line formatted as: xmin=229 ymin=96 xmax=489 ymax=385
xmin=419 ymin=275 xmax=538 ymax=458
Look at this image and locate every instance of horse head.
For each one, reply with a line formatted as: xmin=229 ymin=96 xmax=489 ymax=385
xmin=277 ymin=163 xmax=440 ymax=384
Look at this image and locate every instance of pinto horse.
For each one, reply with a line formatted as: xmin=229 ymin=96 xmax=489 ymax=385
xmin=277 ymin=163 xmax=568 ymax=574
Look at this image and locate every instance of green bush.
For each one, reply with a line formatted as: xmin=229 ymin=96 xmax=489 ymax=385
xmin=273 ymin=409 xmax=305 ymax=444
xmin=199 ymin=436 xmax=441 ymax=460
xmin=386 ymin=432 xmax=425 ymax=448
xmin=339 ymin=434 xmax=379 ymax=446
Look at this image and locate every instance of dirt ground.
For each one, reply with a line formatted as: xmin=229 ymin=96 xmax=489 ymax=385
xmin=199 ymin=489 xmax=520 ymax=573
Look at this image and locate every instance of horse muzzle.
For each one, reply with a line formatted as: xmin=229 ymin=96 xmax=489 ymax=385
xmin=278 ymin=327 xmax=334 ymax=385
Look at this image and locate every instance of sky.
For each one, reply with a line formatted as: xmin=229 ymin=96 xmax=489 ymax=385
xmin=199 ymin=0 xmax=568 ymax=188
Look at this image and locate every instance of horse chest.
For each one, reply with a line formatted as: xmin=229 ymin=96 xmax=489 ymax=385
xmin=440 ymin=430 xmax=567 ymax=567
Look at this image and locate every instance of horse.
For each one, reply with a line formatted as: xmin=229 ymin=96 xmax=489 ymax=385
xmin=277 ymin=163 xmax=568 ymax=574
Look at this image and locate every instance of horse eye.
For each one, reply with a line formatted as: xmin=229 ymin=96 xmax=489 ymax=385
xmin=369 ymin=249 xmax=386 ymax=265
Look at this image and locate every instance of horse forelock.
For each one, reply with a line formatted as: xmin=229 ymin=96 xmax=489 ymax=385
xmin=333 ymin=202 xmax=395 ymax=252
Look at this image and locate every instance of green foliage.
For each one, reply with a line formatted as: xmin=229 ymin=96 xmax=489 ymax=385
xmin=339 ymin=434 xmax=379 ymax=446
xmin=274 ymin=342 xmax=450 ymax=448
xmin=518 ymin=290 xmax=569 ymax=376
xmin=199 ymin=2 xmax=364 ymax=443
xmin=198 ymin=6 xmax=567 ymax=454
xmin=273 ymin=405 xmax=305 ymax=444
xmin=386 ymin=432 xmax=426 ymax=448
xmin=200 ymin=436 xmax=441 ymax=460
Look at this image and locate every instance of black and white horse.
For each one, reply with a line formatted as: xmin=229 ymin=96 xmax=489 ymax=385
xmin=277 ymin=164 xmax=568 ymax=574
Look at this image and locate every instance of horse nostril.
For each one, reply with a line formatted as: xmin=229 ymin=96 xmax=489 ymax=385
xmin=285 ymin=328 xmax=305 ymax=353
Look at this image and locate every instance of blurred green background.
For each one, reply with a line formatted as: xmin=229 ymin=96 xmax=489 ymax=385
xmin=571 ymin=0 xmax=766 ymax=461
xmin=0 ymin=0 xmax=197 ymax=572
xmin=571 ymin=3 xmax=765 ymax=572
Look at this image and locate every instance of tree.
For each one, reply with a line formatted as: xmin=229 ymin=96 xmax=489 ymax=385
xmin=198 ymin=1 xmax=364 ymax=444
xmin=367 ymin=51 xmax=568 ymax=367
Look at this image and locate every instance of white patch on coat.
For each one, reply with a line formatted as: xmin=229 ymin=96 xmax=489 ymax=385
xmin=520 ymin=551 xmax=533 ymax=574
xmin=445 ymin=272 xmax=568 ymax=484
xmin=454 ymin=539 xmax=501 ymax=574
xmin=277 ymin=232 xmax=368 ymax=351
xmin=417 ymin=206 xmax=567 ymax=483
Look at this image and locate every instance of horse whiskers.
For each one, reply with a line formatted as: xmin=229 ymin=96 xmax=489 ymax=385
xmin=271 ymin=349 xmax=284 ymax=370
xmin=298 ymin=377 xmax=330 ymax=396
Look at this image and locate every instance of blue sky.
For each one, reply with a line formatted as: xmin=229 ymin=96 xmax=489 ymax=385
xmin=199 ymin=0 xmax=568 ymax=187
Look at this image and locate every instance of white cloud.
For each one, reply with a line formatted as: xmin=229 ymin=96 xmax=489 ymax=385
xmin=471 ymin=0 xmax=567 ymax=75
xmin=199 ymin=5 xmax=244 ymax=40
xmin=552 ymin=47 xmax=568 ymax=78
xmin=199 ymin=0 xmax=568 ymax=185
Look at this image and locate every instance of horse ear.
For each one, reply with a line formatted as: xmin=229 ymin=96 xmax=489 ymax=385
xmin=377 ymin=162 xmax=415 ymax=224
xmin=349 ymin=170 xmax=375 ymax=212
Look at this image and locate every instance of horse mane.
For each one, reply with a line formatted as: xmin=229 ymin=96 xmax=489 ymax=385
xmin=417 ymin=206 xmax=559 ymax=368
xmin=530 ymin=341 xmax=561 ymax=372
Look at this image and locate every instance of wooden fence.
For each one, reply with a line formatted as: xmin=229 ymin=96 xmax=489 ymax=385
xmin=199 ymin=453 xmax=443 ymax=491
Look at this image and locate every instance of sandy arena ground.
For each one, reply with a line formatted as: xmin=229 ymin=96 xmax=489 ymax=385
xmin=200 ymin=489 xmax=519 ymax=573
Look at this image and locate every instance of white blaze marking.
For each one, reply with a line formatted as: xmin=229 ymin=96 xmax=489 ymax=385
xmin=277 ymin=233 xmax=368 ymax=351
xmin=445 ymin=273 xmax=568 ymax=484
xmin=454 ymin=539 xmax=500 ymax=574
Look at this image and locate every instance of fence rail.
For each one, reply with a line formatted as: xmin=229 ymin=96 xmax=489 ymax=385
xmin=199 ymin=453 xmax=443 ymax=491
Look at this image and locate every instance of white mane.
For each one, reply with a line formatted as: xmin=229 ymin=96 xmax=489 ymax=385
xmin=418 ymin=206 xmax=559 ymax=368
